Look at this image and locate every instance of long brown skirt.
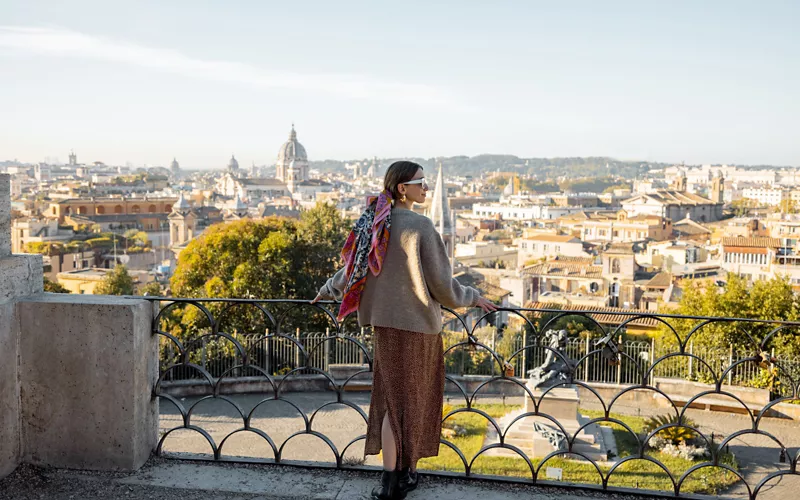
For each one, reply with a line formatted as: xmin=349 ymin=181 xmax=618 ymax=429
xmin=364 ymin=326 xmax=445 ymax=469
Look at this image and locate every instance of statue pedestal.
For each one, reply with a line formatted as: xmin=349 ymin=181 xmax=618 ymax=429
xmin=482 ymin=381 xmax=615 ymax=462
xmin=525 ymin=386 xmax=580 ymax=421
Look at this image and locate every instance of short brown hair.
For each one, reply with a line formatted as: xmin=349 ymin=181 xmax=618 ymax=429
xmin=384 ymin=161 xmax=423 ymax=200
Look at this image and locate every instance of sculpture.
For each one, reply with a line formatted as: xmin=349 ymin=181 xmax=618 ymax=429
xmin=527 ymin=329 xmax=572 ymax=390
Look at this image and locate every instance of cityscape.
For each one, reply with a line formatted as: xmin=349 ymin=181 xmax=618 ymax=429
xmin=5 ymin=131 xmax=800 ymax=311
xmin=2 ymin=2 xmax=800 ymax=499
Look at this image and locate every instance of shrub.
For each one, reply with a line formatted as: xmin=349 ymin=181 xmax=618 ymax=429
xmin=643 ymin=414 xmax=699 ymax=444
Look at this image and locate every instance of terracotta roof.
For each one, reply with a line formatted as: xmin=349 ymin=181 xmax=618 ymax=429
xmin=454 ymin=273 xmax=512 ymax=302
xmin=646 ymin=272 xmax=672 ymax=289
xmin=552 ymin=256 xmax=595 ymax=264
xmin=522 ymin=262 xmax=603 ymax=278
xmin=523 ymin=234 xmax=580 ymax=243
xmin=523 ymin=303 xmax=660 ymax=328
xmin=721 ymin=236 xmax=780 ymax=248
xmin=239 ymin=177 xmax=286 ymax=187
xmin=603 ymin=243 xmax=636 ymax=255
xmin=673 ymin=218 xmax=712 ymax=236
xmin=723 ymin=247 xmax=769 ymax=255
xmin=623 ymin=190 xmax=717 ymax=207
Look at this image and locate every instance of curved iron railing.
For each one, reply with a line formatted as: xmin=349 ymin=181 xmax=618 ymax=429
xmin=146 ymin=297 xmax=800 ymax=499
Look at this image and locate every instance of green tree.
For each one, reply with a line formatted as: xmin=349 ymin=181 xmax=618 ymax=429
xmin=124 ymin=229 xmax=149 ymax=248
xmin=139 ymin=281 xmax=162 ymax=297
xmin=95 ymin=264 xmax=136 ymax=296
xmin=657 ymin=274 xmax=800 ymax=357
xmin=24 ymin=242 xmax=64 ymax=255
xmin=166 ymin=206 xmax=350 ymax=341
xmin=43 ymin=276 xmax=69 ymax=293
xmin=171 ymin=204 xmax=349 ymax=300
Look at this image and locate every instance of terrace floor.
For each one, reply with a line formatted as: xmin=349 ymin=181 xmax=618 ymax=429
xmin=0 ymin=459 xmax=661 ymax=500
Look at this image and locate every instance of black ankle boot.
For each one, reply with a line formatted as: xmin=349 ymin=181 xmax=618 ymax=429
xmin=372 ymin=470 xmax=406 ymax=499
xmin=399 ymin=467 xmax=418 ymax=494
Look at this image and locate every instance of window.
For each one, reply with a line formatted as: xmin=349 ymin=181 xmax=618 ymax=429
xmin=543 ymin=244 xmax=549 ymax=252
xmin=555 ymin=245 xmax=561 ymax=253
xmin=611 ymin=258 xmax=621 ymax=273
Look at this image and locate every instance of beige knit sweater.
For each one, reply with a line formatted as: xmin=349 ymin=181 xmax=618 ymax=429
xmin=317 ymin=207 xmax=481 ymax=334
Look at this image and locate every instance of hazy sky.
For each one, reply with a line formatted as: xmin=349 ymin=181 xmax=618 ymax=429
xmin=1 ymin=1 xmax=798 ymax=168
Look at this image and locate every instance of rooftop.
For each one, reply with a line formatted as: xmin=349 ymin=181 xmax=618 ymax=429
xmin=721 ymin=236 xmax=781 ymax=248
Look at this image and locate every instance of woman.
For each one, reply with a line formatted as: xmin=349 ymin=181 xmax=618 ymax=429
xmin=312 ymin=161 xmax=497 ymax=499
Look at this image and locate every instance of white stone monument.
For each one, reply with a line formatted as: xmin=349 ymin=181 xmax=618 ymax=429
xmin=482 ymin=330 xmax=615 ymax=462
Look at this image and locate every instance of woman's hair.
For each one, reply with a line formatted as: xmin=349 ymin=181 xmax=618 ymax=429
xmin=384 ymin=161 xmax=423 ymax=200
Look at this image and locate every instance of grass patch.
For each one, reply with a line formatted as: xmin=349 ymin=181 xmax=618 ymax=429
xmin=417 ymin=405 xmax=739 ymax=495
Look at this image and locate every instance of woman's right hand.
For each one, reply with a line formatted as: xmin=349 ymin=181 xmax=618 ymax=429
xmin=475 ymin=296 xmax=498 ymax=313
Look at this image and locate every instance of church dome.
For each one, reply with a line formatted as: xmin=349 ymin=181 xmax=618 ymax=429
xmin=170 ymin=157 xmax=180 ymax=170
xmin=277 ymin=125 xmax=307 ymax=164
xmin=228 ymin=155 xmax=239 ymax=171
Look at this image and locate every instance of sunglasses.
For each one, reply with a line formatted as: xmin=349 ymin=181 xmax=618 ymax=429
xmin=403 ymin=178 xmax=429 ymax=190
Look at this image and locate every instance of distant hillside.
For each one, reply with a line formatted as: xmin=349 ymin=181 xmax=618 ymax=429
xmin=310 ymin=155 xmax=669 ymax=179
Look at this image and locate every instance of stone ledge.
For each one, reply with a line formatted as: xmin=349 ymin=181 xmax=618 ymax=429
xmin=0 ymin=254 xmax=43 ymax=301
xmin=16 ymin=294 xmax=158 ymax=471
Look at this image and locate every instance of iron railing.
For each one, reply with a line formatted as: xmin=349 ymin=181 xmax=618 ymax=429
xmin=148 ymin=297 xmax=800 ymax=500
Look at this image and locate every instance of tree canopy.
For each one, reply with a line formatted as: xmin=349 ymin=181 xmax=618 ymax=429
xmin=95 ymin=264 xmax=136 ymax=296
xmin=657 ymin=274 xmax=800 ymax=357
xmin=43 ymin=276 xmax=69 ymax=293
xmin=171 ymin=203 xmax=349 ymax=300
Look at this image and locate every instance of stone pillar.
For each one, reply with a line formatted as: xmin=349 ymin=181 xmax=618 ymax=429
xmin=16 ymin=294 xmax=158 ymax=471
xmin=0 ymin=174 xmax=10 ymax=257
xmin=1 ymin=173 xmax=44 ymax=478
xmin=0 ymin=299 xmax=20 ymax=478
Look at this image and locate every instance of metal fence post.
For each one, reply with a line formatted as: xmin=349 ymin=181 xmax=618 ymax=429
xmin=265 ymin=328 xmax=272 ymax=375
xmin=359 ymin=327 xmax=365 ymax=365
xmin=688 ymin=341 xmax=694 ymax=380
xmin=521 ymin=333 xmax=527 ymax=378
xmin=616 ymin=335 xmax=623 ymax=385
xmin=584 ymin=335 xmax=590 ymax=382
xmin=201 ymin=337 xmax=207 ymax=372
xmin=727 ymin=344 xmax=734 ymax=386
xmin=491 ymin=329 xmax=497 ymax=377
xmin=649 ymin=337 xmax=655 ymax=386
xmin=295 ymin=327 xmax=301 ymax=370
xmin=324 ymin=327 xmax=331 ymax=372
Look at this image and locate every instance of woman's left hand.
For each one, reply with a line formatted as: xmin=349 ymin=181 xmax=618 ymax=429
xmin=475 ymin=297 xmax=498 ymax=313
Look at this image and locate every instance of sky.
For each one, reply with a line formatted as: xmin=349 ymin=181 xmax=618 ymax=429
xmin=1 ymin=1 xmax=798 ymax=168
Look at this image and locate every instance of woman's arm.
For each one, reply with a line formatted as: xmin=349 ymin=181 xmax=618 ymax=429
xmin=419 ymin=220 xmax=482 ymax=309
xmin=312 ymin=267 xmax=347 ymax=303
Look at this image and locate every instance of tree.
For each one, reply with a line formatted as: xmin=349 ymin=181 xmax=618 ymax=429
xmin=139 ymin=281 xmax=162 ymax=297
xmin=657 ymin=274 xmax=800 ymax=357
xmin=124 ymin=229 xmax=149 ymax=248
xmin=95 ymin=264 xmax=136 ymax=296
xmin=24 ymin=242 xmax=65 ymax=255
xmin=43 ymin=276 xmax=69 ymax=293
xmin=170 ymin=203 xmax=349 ymax=300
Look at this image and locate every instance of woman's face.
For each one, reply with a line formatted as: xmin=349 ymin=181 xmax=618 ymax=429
xmin=399 ymin=168 xmax=428 ymax=204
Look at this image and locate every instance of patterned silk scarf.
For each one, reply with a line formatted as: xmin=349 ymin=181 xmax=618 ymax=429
xmin=337 ymin=190 xmax=393 ymax=321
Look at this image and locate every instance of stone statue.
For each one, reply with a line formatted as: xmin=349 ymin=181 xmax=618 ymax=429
xmin=527 ymin=329 xmax=572 ymax=390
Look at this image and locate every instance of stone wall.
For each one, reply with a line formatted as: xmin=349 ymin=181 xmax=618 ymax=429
xmin=17 ymin=294 xmax=158 ymax=471
xmin=0 ymin=173 xmax=158 ymax=478
xmin=0 ymin=300 xmax=20 ymax=478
